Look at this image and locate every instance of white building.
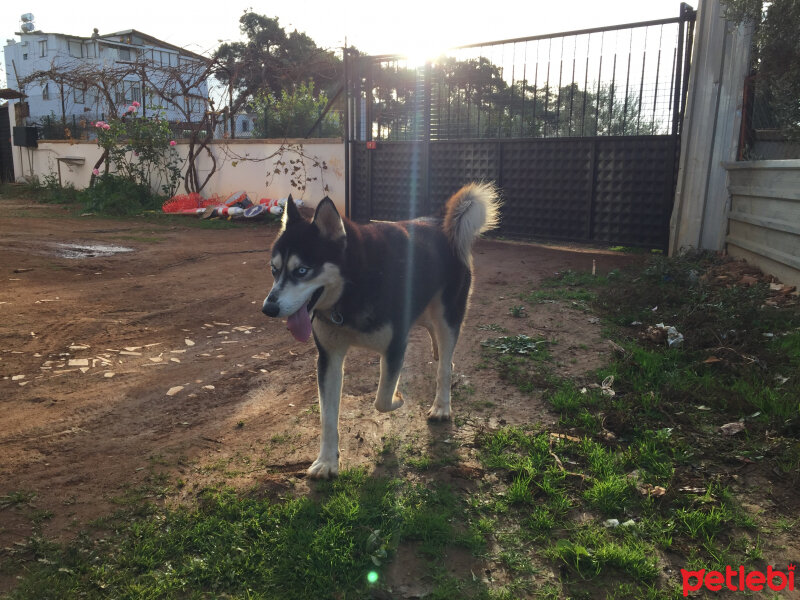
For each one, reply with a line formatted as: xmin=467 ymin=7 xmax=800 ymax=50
xmin=3 ymin=23 xmax=210 ymax=136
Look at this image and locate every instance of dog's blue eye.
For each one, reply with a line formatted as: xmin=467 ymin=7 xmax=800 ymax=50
xmin=294 ymin=266 xmax=309 ymax=277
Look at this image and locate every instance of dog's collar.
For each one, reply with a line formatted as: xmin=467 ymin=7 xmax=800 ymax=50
xmin=313 ymin=305 xmax=344 ymax=326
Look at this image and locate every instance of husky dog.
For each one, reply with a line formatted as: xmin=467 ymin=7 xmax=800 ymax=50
xmin=262 ymin=183 xmax=500 ymax=478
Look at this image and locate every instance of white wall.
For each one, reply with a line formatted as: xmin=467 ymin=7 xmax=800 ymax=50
xmin=13 ymin=137 xmax=346 ymax=213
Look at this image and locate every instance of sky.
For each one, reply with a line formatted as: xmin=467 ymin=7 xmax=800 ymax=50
xmin=1 ymin=0 xmax=690 ymax=86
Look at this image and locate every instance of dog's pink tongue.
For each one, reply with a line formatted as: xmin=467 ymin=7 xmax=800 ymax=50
xmin=286 ymin=304 xmax=312 ymax=342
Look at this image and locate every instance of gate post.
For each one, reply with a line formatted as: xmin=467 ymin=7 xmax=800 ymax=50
xmin=669 ymin=0 xmax=753 ymax=253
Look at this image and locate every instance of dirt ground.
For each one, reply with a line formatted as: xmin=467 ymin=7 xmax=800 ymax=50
xmin=0 ymin=199 xmax=642 ymax=555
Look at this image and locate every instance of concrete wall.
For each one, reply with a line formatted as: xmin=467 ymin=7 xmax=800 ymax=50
xmin=10 ymin=137 xmax=346 ymax=213
xmin=725 ymin=160 xmax=800 ymax=289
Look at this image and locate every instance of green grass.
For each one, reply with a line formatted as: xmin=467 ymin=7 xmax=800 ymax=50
xmin=3 ymin=470 xmax=486 ymax=600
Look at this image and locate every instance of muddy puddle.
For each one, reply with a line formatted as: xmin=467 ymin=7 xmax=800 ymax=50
xmin=51 ymin=243 xmax=134 ymax=259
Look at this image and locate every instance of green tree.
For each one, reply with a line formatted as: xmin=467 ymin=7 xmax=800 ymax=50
xmin=724 ymin=0 xmax=800 ymax=141
xmin=251 ymin=81 xmax=342 ymax=138
xmin=213 ymin=12 xmax=340 ymax=121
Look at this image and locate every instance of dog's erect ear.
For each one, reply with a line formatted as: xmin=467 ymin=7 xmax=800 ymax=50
xmin=312 ymin=197 xmax=346 ymax=241
xmin=281 ymin=194 xmax=304 ymax=231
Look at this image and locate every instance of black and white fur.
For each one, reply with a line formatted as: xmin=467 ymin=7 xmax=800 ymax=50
xmin=262 ymin=183 xmax=500 ymax=478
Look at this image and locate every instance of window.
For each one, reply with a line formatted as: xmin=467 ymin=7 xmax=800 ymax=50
xmin=42 ymin=83 xmax=50 ymax=100
xmin=22 ymin=53 xmax=28 ymax=60
xmin=68 ymin=40 xmax=83 ymax=57
xmin=241 ymin=119 xmax=249 ymax=132
xmin=155 ymin=51 xmax=176 ymax=67
xmin=39 ymin=39 xmax=47 ymax=57
xmin=118 ymin=48 xmax=131 ymax=61
xmin=85 ymin=43 xmax=96 ymax=58
xmin=123 ymin=81 xmax=141 ymax=103
xmin=74 ymin=87 xmax=85 ymax=103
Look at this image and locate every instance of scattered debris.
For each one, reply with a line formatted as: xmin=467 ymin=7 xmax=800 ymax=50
xmin=637 ymin=484 xmax=667 ymax=497
xmin=185 ymin=339 xmax=195 ymax=347
xmin=166 ymin=386 xmax=184 ymax=396
xmin=720 ymin=422 xmax=746 ymax=436
xmin=600 ymin=375 xmax=615 ymax=397
xmin=67 ymin=359 xmax=89 ymax=367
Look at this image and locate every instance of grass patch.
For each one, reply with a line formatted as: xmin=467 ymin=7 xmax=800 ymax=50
xmin=4 ymin=470 xmax=486 ymax=599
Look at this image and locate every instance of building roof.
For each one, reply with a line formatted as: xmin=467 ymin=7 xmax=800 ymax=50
xmin=12 ymin=28 xmax=208 ymax=62
xmin=0 ymin=88 xmax=27 ymax=99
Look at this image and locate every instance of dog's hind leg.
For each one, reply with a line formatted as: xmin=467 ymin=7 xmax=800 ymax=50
xmin=427 ymin=317 xmax=457 ymax=421
xmin=308 ymin=340 xmax=347 ymax=479
xmin=422 ymin=321 xmax=439 ymax=361
xmin=374 ymin=339 xmax=406 ymax=413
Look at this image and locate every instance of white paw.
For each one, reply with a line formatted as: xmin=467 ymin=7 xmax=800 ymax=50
xmin=427 ymin=404 xmax=451 ymax=421
xmin=307 ymin=457 xmax=339 ymax=479
xmin=374 ymin=390 xmax=405 ymax=413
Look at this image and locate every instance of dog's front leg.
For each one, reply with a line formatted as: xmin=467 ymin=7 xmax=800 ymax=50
xmin=307 ymin=342 xmax=346 ymax=479
xmin=374 ymin=339 xmax=406 ymax=413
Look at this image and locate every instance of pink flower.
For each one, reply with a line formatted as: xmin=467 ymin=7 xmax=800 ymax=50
xmin=92 ymin=168 xmax=100 ymax=176
xmin=169 ymin=140 xmax=177 ymax=146
xmin=102 ymin=123 xmax=111 ymax=130
xmin=95 ymin=121 xmax=104 ymax=128
xmin=134 ymin=151 xmax=139 ymax=157
xmin=127 ymin=105 xmax=135 ymax=113
xmin=131 ymin=101 xmax=140 ymax=108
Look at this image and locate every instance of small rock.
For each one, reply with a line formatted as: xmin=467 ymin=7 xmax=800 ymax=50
xmin=68 ymin=359 xmax=89 ymax=367
xmin=166 ymin=386 xmax=184 ymax=396
xmin=720 ymin=422 xmax=745 ymax=436
xmin=185 ymin=339 xmax=195 ymax=347
xmin=104 ymin=372 xmax=115 ymax=378
xmin=603 ymin=519 xmax=620 ymax=528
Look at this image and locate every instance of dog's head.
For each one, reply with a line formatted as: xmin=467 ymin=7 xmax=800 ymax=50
xmin=261 ymin=195 xmax=347 ymax=342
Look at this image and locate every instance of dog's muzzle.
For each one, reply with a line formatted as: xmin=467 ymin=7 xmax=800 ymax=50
xmin=262 ymin=293 xmax=280 ymax=317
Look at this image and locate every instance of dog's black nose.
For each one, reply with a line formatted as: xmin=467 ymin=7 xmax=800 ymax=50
xmin=262 ymin=302 xmax=280 ymax=317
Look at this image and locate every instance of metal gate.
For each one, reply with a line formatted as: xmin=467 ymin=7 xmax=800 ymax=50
xmin=344 ymin=4 xmax=696 ymax=249
xmin=0 ymin=106 xmax=14 ymax=183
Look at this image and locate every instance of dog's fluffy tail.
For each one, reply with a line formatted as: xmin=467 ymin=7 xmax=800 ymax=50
xmin=443 ymin=182 xmax=501 ymax=266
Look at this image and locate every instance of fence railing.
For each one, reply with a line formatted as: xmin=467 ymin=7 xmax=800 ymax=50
xmin=347 ymin=3 xmax=696 ymax=142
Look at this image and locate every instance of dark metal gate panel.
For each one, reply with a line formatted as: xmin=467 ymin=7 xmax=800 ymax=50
xmin=591 ymin=137 xmax=676 ymax=248
xmin=0 ymin=106 xmax=14 ymax=183
xmin=500 ymin=139 xmax=594 ymax=240
xmin=428 ymin=141 xmax=499 ymax=215
xmin=369 ymin=142 xmax=428 ymax=221
xmin=350 ymin=144 xmax=370 ymax=222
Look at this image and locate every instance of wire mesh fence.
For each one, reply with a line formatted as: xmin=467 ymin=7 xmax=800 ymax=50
xmin=350 ymin=7 xmax=695 ymax=142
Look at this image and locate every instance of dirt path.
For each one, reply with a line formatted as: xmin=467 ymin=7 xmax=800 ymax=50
xmin=0 ymin=199 xmax=641 ymax=549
